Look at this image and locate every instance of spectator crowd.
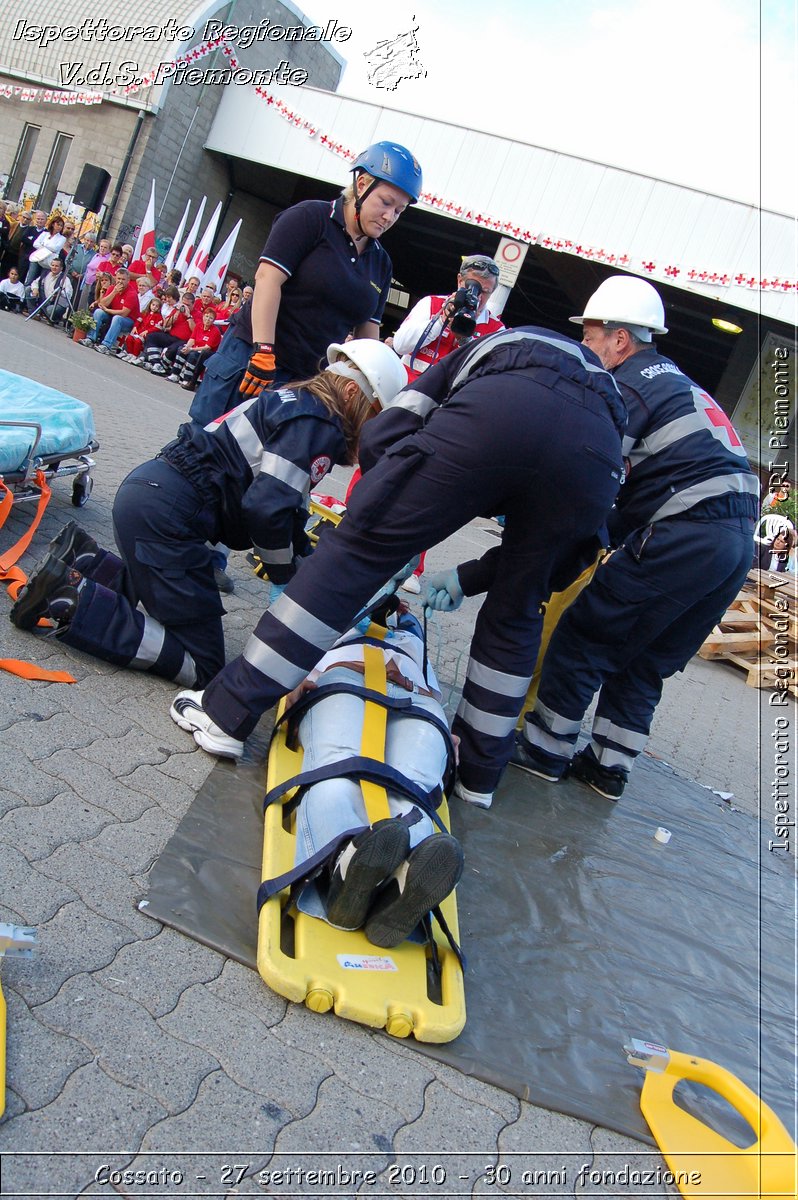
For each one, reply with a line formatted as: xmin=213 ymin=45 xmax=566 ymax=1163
xmin=0 ymin=198 xmax=247 ymax=393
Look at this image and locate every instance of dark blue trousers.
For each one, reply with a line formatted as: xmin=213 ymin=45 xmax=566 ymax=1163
xmin=522 ymin=512 xmax=755 ymax=777
xmin=202 ymin=368 xmax=624 ymax=792
xmin=62 ymin=459 xmax=225 ymax=686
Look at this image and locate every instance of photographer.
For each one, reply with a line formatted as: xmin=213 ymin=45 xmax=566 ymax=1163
xmin=387 ymin=253 xmax=505 ymax=593
xmin=392 ymin=254 xmax=505 ymax=383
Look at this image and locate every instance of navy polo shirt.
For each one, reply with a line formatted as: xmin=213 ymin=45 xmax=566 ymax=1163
xmin=242 ymin=197 xmax=392 ymax=378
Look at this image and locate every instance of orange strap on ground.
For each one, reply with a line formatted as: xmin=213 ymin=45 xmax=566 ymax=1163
xmin=0 ymin=474 xmax=76 ymax=682
xmin=0 ymin=658 xmax=76 ymax=683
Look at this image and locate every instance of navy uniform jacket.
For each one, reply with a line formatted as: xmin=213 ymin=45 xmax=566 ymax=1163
xmin=359 ymin=327 xmax=628 ymax=595
xmin=610 ymin=347 xmax=759 ymax=541
xmin=162 ymin=387 xmax=347 ymax=583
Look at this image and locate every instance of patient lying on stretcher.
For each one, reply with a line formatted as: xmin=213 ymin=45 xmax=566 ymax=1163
xmin=280 ymin=604 xmax=464 ymax=950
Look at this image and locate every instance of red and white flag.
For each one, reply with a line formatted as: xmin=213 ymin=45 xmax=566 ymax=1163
xmin=204 ymin=219 xmax=242 ymax=291
xmin=185 ymin=202 xmax=222 ymax=285
xmin=132 ymin=179 xmax=157 ymax=261
xmin=174 ymin=196 xmax=206 ymax=279
xmin=162 ymin=197 xmax=192 ymax=272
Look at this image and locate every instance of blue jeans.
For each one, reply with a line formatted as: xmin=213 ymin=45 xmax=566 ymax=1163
xmin=92 ymin=312 xmax=133 ymax=348
xmin=294 ymin=666 xmax=444 ymax=919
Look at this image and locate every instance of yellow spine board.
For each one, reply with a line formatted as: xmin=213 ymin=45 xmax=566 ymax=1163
xmin=257 ymin=624 xmax=466 ymax=1043
xmin=639 ymin=1049 xmax=797 ymax=1198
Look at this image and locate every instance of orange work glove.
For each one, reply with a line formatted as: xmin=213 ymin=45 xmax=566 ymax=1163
xmin=239 ymin=344 xmax=276 ymax=398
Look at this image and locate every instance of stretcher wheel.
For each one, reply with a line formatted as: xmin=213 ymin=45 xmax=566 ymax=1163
xmin=72 ymin=475 xmax=93 ymax=507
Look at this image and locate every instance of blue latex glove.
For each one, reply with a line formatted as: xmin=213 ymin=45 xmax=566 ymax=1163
xmin=424 ymin=568 xmax=464 ymax=617
xmin=268 ymin=582 xmax=287 ymax=604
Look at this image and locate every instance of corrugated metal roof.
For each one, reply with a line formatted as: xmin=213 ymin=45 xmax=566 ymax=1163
xmin=205 ymin=82 xmax=797 ymax=325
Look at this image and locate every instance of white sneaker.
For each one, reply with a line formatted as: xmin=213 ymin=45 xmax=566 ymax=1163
xmin=170 ymin=689 xmax=244 ymax=760
xmin=400 ymin=574 xmax=422 ymax=595
xmin=453 ymin=779 xmax=493 ymax=809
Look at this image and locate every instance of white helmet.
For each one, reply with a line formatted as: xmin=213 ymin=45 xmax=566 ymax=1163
xmin=570 ymin=276 xmax=668 ymax=338
xmin=325 ymin=340 xmax=408 ymax=410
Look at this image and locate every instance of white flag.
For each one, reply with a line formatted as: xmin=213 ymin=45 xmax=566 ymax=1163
xmin=203 ymin=220 xmax=242 ymax=292
xmin=174 ymin=196 xmax=206 ymax=279
xmin=185 ymin=202 xmax=222 ymax=286
xmin=162 ymin=197 xmax=192 ymax=272
xmin=132 ymin=179 xmax=156 ymax=261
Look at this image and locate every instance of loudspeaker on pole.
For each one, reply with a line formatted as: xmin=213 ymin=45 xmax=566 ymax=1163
xmin=73 ymin=164 xmax=112 ymax=212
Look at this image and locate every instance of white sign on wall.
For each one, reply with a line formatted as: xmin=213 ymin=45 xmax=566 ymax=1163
xmin=495 ymin=237 xmax=529 ymax=287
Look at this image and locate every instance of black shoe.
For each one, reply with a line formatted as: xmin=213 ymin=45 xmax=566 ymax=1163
xmin=569 ymin=747 xmax=626 ymax=800
xmin=10 ymin=553 xmax=81 ymax=631
xmin=325 ymin=819 xmax=411 ymax=931
xmin=364 ymin=833 xmax=464 ymax=949
xmin=214 ymin=567 xmax=234 ymax=594
xmin=46 ymin=521 xmax=99 ymax=573
xmin=509 ymin=732 xmax=563 ymax=782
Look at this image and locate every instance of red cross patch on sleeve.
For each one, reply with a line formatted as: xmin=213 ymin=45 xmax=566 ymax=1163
xmin=309 ymin=455 xmax=332 ymax=484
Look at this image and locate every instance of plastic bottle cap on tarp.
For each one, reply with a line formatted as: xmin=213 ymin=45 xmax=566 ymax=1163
xmin=654 ymin=827 xmax=672 ymax=844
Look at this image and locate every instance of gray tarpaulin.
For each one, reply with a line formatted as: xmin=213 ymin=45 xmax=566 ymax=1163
xmin=142 ymin=725 xmax=794 ymax=1145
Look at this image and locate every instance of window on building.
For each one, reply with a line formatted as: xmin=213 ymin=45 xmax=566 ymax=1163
xmin=37 ymin=132 xmax=74 ymax=212
xmin=5 ymin=123 xmax=41 ymax=201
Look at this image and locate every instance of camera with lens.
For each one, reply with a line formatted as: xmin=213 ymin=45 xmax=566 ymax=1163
xmin=449 ymin=279 xmax=482 ymax=338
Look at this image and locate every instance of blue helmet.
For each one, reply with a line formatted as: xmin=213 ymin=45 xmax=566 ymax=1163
xmin=351 ymin=141 xmax=423 ymax=204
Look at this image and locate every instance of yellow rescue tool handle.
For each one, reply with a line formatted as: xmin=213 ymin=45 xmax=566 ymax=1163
xmin=628 ymin=1041 xmax=797 ymax=1198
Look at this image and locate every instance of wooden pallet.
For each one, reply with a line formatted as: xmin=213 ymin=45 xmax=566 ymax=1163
xmin=698 ymin=569 xmax=797 ymax=692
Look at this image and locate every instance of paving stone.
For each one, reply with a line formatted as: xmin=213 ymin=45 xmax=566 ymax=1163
xmin=34 ymin=842 xmax=157 ymax=936
xmin=140 ymin=1068 xmax=291 ymax=1152
xmin=272 ymin=1074 xmax=403 ymax=1159
xmin=76 ymin=726 xmax=175 ymax=773
xmin=0 ymin=786 xmax=29 ymax=820
xmin=3 ymin=711 xmax=96 ymax=759
xmin=138 ymin=743 xmax=217 ymax=792
xmin=575 ymin=1127 xmax=677 ymax=1197
xmin=1 ymin=753 xmax=67 ymax=807
xmin=81 ymin=805 xmax=177 ymax=874
xmin=3 ymin=983 xmax=93 ymax=1108
xmin=0 ymin=844 xmax=77 ymax=923
xmin=48 ymin=683 xmax=135 ymax=738
xmin=160 ymin=984 xmax=328 ymax=1117
xmin=119 ymin=762 xmax=200 ymax=820
xmin=95 ymin=928 xmax=224 ymax=1017
xmin=110 ymin=691 xmax=198 ymax=747
xmin=206 ymin=957 xmax=288 ymax=1026
xmin=10 ymin=899 xmax=138 ymax=1007
xmin=36 ymin=748 xmax=155 ymax=821
xmin=391 ymin=1079 xmax=510 ymax=1189
xmin=0 ymin=1061 xmax=166 ymax=1162
xmin=389 ymin=1039 xmax=519 ymax=1123
xmin=0 ymin=790 xmax=115 ymax=860
xmin=0 ymin=687 xmax=64 ymax=729
xmin=272 ymin=1005 xmax=434 ymax=1121
xmin=36 ymin=973 xmax=218 ymax=1113
xmin=499 ymin=1099 xmax=595 ymax=1154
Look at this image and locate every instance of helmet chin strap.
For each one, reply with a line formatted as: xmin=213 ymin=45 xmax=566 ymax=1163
xmin=352 ymin=173 xmax=379 ymax=238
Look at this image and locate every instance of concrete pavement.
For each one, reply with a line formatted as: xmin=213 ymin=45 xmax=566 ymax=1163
xmin=0 ymin=311 xmax=768 ymax=1197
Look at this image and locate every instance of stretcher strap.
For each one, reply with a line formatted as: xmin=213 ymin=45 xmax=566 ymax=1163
xmin=257 ymin=824 xmax=365 ymax=910
xmin=0 ymin=471 xmax=51 ymax=578
xmin=273 ymin=682 xmax=457 ymax=796
xmin=0 ymin=475 xmax=75 ymax=683
xmin=256 ymin=808 xmax=426 ymax=910
xmin=360 ymin=645 xmax=391 ymax=823
xmin=263 ymin=757 xmax=446 ymax=830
